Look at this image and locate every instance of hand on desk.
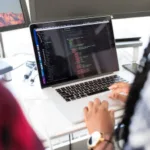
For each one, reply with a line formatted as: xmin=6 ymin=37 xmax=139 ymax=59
xmin=109 ymin=82 xmax=130 ymax=103
xmin=84 ymin=98 xmax=114 ymax=135
xmin=84 ymin=99 xmax=114 ymax=150
xmin=83 ymin=82 xmax=130 ymax=150
xmin=84 ymin=82 xmax=130 ymax=135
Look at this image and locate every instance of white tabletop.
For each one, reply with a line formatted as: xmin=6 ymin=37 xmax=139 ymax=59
xmin=1 ymin=38 xmax=141 ymax=150
xmin=4 ymin=56 xmax=135 ymax=142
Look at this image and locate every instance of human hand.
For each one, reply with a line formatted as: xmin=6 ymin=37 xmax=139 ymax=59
xmin=84 ymin=98 xmax=114 ymax=136
xmin=109 ymin=82 xmax=130 ymax=102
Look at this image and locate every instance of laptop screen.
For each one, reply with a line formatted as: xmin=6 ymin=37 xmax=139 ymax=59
xmin=30 ymin=16 xmax=119 ymax=88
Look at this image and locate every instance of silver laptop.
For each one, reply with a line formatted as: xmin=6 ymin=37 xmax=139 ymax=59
xmin=30 ymin=16 xmax=125 ymax=124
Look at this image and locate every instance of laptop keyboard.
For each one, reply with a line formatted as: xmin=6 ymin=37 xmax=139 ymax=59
xmin=56 ymin=75 xmax=126 ymax=102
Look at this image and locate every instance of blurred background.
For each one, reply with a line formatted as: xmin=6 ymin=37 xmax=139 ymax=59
xmin=1 ymin=0 xmax=150 ymax=63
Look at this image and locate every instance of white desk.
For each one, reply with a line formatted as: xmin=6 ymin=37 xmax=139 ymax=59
xmin=5 ymin=63 xmax=134 ymax=150
xmin=4 ymin=40 xmax=140 ymax=149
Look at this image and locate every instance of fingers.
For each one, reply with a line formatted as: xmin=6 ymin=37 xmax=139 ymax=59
xmin=84 ymin=99 xmax=109 ymax=117
xmin=109 ymin=82 xmax=127 ymax=90
xmin=87 ymin=99 xmax=101 ymax=112
xmin=93 ymin=98 xmax=101 ymax=112
xmin=88 ymin=101 xmax=93 ymax=111
xmin=109 ymin=92 xmax=118 ymax=99
xmin=109 ymin=110 xmax=115 ymax=124
xmin=84 ymin=107 xmax=88 ymax=114
xmin=84 ymin=107 xmax=88 ymax=121
xmin=84 ymin=99 xmax=100 ymax=120
xmin=85 ymin=98 xmax=101 ymax=114
xmin=109 ymin=82 xmax=121 ymax=90
xmin=88 ymin=98 xmax=101 ymax=109
xmin=109 ymin=92 xmax=127 ymax=102
xmin=94 ymin=98 xmax=101 ymax=106
xmin=109 ymin=82 xmax=130 ymax=94
xmin=109 ymin=84 xmax=118 ymax=90
xmin=112 ymin=88 xmax=129 ymax=94
xmin=118 ymin=94 xmax=127 ymax=102
xmin=101 ymin=100 xmax=108 ymax=109
xmin=109 ymin=110 xmax=114 ymax=120
xmin=111 ymin=88 xmax=125 ymax=94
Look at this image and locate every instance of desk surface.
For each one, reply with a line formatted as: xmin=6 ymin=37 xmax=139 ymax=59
xmin=5 ymin=66 xmax=134 ymax=141
xmin=3 ymin=41 xmax=139 ymax=148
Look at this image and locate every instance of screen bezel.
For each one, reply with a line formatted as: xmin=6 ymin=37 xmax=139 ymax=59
xmin=30 ymin=16 xmax=119 ymax=88
xmin=0 ymin=0 xmax=30 ymax=32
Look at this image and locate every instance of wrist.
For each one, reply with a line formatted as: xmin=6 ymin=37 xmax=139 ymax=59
xmin=103 ymin=133 xmax=112 ymax=141
xmin=94 ymin=140 xmax=113 ymax=150
xmin=93 ymin=134 xmax=113 ymax=150
xmin=87 ymin=131 xmax=113 ymax=150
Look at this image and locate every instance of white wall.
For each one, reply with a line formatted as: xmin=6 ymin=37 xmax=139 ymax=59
xmin=2 ymin=0 xmax=32 ymax=57
xmin=2 ymin=0 xmax=150 ymax=58
xmin=113 ymin=16 xmax=150 ymax=60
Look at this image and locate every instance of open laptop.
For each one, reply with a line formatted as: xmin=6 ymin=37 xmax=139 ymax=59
xmin=30 ymin=16 xmax=126 ymax=124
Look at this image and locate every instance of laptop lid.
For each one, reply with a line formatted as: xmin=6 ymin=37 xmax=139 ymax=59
xmin=30 ymin=16 xmax=119 ymax=88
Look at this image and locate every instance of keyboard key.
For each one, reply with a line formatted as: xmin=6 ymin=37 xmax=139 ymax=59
xmin=56 ymin=75 xmax=127 ymax=102
xmin=65 ymin=98 xmax=71 ymax=102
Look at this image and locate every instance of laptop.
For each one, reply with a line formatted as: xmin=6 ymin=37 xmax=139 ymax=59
xmin=30 ymin=16 xmax=126 ymax=124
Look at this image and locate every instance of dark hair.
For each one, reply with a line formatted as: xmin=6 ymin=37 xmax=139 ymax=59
xmin=116 ymin=41 xmax=150 ymax=146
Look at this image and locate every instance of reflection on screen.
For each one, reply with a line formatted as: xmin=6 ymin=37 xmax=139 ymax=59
xmin=33 ymin=20 xmax=119 ymax=87
xmin=0 ymin=0 xmax=24 ymax=27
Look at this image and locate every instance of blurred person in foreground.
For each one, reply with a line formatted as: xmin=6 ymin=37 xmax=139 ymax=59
xmin=0 ymin=83 xmax=44 ymax=150
xmin=84 ymin=41 xmax=150 ymax=150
